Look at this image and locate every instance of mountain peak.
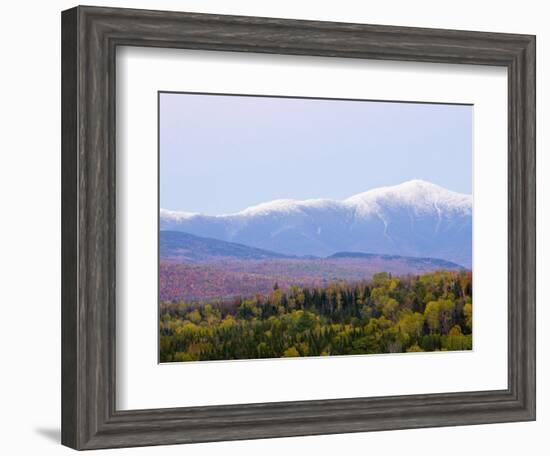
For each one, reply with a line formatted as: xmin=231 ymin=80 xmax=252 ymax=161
xmin=238 ymin=199 xmax=299 ymax=216
xmin=345 ymin=180 xmax=471 ymax=215
xmin=346 ymin=179 xmax=465 ymax=199
xmin=395 ymin=179 xmax=446 ymax=191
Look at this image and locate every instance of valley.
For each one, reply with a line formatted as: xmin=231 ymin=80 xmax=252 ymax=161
xmin=159 ymin=230 xmax=463 ymax=302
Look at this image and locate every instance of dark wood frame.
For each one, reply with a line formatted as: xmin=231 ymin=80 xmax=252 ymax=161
xmin=61 ymin=5 xmax=536 ymax=450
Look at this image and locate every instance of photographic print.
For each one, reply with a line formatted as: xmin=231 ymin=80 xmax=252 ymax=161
xmin=158 ymin=92 xmax=473 ymax=363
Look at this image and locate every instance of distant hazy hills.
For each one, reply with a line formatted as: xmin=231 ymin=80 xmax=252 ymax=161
xmin=160 ymin=180 xmax=472 ymax=267
xmin=160 ymin=230 xmax=463 ymax=269
xmin=327 ymin=251 xmax=462 ymax=269
xmin=160 ymin=230 xmax=292 ymax=261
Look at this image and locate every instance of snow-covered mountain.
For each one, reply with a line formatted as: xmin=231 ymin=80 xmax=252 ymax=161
xmin=160 ymin=180 xmax=472 ymax=267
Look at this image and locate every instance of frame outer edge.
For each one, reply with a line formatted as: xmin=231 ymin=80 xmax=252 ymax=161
xmin=60 ymin=6 xmax=537 ymax=450
xmin=508 ymin=34 xmax=536 ymax=419
xmin=61 ymin=6 xmax=80 ymax=450
xmin=523 ymin=35 xmax=536 ymax=419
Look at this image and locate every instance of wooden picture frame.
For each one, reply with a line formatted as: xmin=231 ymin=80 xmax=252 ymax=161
xmin=61 ymin=5 xmax=536 ymax=450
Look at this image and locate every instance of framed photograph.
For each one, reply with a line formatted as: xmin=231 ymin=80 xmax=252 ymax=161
xmin=158 ymin=92 xmax=474 ymax=363
xmin=61 ymin=5 xmax=536 ymax=450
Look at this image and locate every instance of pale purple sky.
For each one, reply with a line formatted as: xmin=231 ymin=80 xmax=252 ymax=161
xmin=160 ymin=92 xmax=472 ymax=215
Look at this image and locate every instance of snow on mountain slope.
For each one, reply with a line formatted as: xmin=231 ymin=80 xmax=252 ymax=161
xmin=160 ymin=180 xmax=472 ymax=267
xmin=345 ymin=180 xmax=471 ymax=216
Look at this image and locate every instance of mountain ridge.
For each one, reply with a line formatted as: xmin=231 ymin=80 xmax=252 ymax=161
xmin=160 ymin=230 xmax=464 ymax=269
xmin=160 ymin=180 xmax=472 ymax=267
xmin=161 ymin=180 xmax=471 ymax=219
xmin=160 ymin=230 xmax=294 ymax=261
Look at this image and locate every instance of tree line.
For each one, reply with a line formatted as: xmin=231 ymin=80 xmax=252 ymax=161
xmin=159 ymin=270 xmax=472 ymax=362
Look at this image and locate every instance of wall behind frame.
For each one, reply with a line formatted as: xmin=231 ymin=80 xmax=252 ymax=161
xmin=0 ymin=1 xmax=545 ymax=455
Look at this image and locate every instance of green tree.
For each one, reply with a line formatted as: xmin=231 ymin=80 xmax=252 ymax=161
xmin=463 ymin=302 xmax=473 ymax=331
xmin=282 ymin=346 xmax=300 ymax=357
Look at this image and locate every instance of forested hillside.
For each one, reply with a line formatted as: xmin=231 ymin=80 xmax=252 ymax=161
xmin=160 ymin=270 xmax=472 ymax=362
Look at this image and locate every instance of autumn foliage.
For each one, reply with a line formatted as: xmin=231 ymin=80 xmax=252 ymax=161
xmin=159 ymin=270 xmax=472 ymax=362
